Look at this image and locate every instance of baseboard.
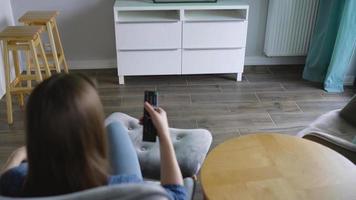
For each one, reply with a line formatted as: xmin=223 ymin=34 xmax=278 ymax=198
xmin=69 ymin=56 xmax=308 ymax=70
xmin=245 ymin=56 xmax=306 ymax=66
xmin=68 ymin=59 xmax=116 ymax=70
xmin=68 ymin=57 xmax=307 ymax=70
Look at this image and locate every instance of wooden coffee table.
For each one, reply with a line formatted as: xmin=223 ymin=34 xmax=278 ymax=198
xmin=200 ymin=133 xmax=356 ymax=200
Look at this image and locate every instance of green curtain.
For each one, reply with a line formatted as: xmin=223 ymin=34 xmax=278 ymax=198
xmin=303 ymin=0 xmax=356 ymax=92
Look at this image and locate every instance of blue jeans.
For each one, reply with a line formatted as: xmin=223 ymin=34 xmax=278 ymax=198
xmin=106 ymin=122 xmax=143 ymax=180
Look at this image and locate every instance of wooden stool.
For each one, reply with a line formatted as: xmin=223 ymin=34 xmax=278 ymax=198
xmin=0 ymin=26 xmax=51 ymax=124
xmin=19 ymin=11 xmax=69 ymax=73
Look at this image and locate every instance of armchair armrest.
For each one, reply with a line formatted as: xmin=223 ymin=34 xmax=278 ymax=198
xmin=105 ymin=112 xmax=213 ymax=179
xmin=144 ymin=178 xmax=196 ymax=200
xmin=302 ymin=132 xmax=356 ymax=164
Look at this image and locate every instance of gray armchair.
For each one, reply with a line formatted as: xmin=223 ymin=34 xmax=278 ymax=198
xmin=298 ymin=96 xmax=356 ymax=164
xmin=0 ymin=183 xmax=170 ymax=200
xmin=301 ymin=131 xmax=356 ymax=164
xmin=0 ymin=178 xmax=194 ymax=200
xmin=105 ymin=112 xmax=213 ymax=179
xmin=104 ymin=112 xmax=212 ymax=199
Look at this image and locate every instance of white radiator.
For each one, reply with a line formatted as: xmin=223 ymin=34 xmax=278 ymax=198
xmin=264 ymin=0 xmax=319 ymax=57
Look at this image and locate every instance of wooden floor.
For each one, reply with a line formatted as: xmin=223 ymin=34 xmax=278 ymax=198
xmin=0 ymin=65 xmax=354 ymax=199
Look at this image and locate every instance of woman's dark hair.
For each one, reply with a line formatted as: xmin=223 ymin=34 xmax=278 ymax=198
xmin=23 ymin=74 xmax=109 ymax=197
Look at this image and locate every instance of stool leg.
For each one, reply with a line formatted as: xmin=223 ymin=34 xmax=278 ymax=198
xmin=12 ymin=49 xmax=25 ymax=107
xmin=3 ymin=42 xmax=13 ymax=124
xmin=53 ymin=20 xmax=69 ymax=73
xmin=37 ymin=37 xmax=51 ymax=78
xmin=30 ymin=40 xmax=43 ymax=82
xmin=12 ymin=49 xmax=20 ymax=77
xmin=46 ymin=21 xmax=61 ymax=73
xmin=26 ymin=51 xmax=32 ymax=88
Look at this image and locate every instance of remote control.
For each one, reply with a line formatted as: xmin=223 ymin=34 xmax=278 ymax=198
xmin=143 ymin=91 xmax=158 ymax=142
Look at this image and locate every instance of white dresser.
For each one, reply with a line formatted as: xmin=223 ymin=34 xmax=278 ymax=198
xmin=114 ymin=0 xmax=249 ymax=84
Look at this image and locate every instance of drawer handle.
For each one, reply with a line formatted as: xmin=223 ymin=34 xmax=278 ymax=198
xmin=183 ymin=47 xmax=243 ymax=51
xmin=184 ymin=20 xmax=246 ymax=23
xmin=117 ymin=20 xmax=180 ymax=24
xmin=119 ymin=48 xmax=179 ymax=52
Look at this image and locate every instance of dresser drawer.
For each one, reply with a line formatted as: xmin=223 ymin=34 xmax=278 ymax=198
xmin=183 ymin=21 xmax=247 ymax=49
xmin=182 ymin=48 xmax=245 ymax=74
xmin=118 ymin=49 xmax=181 ymax=75
xmin=116 ymin=22 xmax=181 ymax=50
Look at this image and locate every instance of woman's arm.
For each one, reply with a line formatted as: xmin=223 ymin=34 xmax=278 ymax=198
xmin=0 ymin=146 xmax=27 ymax=175
xmin=144 ymin=102 xmax=183 ymax=185
xmin=158 ymin=131 xmax=184 ymax=185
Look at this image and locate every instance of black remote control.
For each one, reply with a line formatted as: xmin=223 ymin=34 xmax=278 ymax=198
xmin=143 ymin=91 xmax=158 ymax=142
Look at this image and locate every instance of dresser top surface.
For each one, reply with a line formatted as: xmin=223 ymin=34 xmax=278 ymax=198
xmin=114 ymin=0 xmax=249 ymax=10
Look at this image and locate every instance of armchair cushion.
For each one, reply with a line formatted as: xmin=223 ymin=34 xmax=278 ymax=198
xmin=105 ymin=112 xmax=212 ymax=180
xmin=0 ymin=184 xmax=170 ymax=200
xmin=340 ymin=95 xmax=356 ymax=127
xmin=297 ymin=109 xmax=356 ymax=143
xmin=0 ymin=178 xmax=195 ymax=200
xmin=298 ymin=109 xmax=356 ymax=164
xmin=302 ymin=132 xmax=356 ymax=164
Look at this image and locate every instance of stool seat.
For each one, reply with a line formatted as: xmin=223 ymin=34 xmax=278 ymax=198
xmin=19 ymin=11 xmax=59 ymax=24
xmin=0 ymin=26 xmax=43 ymax=40
xmin=19 ymin=10 xmax=68 ymax=73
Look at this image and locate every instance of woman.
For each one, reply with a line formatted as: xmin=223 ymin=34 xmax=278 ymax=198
xmin=0 ymin=74 xmax=186 ymax=199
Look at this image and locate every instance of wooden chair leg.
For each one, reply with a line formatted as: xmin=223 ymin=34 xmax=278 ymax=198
xmin=37 ymin=37 xmax=51 ymax=78
xmin=26 ymin=51 xmax=32 ymax=88
xmin=62 ymin=52 xmax=69 ymax=73
xmin=30 ymin=40 xmax=43 ymax=82
xmin=53 ymin=20 xmax=69 ymax=73
xmin=12 ymin=49 xmax=20 ymax=77
xmin=46 ymin=21 xmax=61 ymax=73
xmin=12 ymin=49 xmax=25 ymax=107
xmin=3 ymin=42 xmax=13 ymax=124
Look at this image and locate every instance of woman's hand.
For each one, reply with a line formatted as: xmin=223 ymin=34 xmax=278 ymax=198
xmin=144 ymin=102 xmax=183 ymax=186
xmin=143 ymin=102 xmax=170 ymax=139
xmin=11 ymin=146 xmax=27 ymax=163
xmin=1 ymin=146 xmax=27 ymax=174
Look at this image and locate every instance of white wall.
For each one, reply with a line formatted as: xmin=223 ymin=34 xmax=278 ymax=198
xmin=0 ymin=0 xmax=15 ymax=98
xmin=11 ymin=0 xmax=117 ymax=69
xmin=10 ymin=0 xmax=305 ymax=69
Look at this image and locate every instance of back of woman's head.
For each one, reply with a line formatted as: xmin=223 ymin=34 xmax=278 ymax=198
xmin=23 ymin=74 xmax=109 ymax=197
